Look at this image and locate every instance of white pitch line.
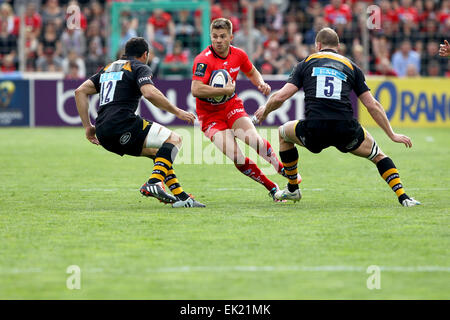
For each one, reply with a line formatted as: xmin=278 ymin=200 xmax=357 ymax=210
xmin=0 ymin=268 xmax=42 ymax=274
xmin=39 ymin=187 xmax=449 ymax=193
xmin=1 ymin=266 xmax=449 ymax=275
xmin=145 ymin=265 xmax=450 ymax=273
xmin=79 ymin=188 xmax=135 ymax=192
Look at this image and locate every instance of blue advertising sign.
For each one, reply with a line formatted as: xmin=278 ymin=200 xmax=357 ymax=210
xmin=0 ymin=80 xmax=30 ymax=126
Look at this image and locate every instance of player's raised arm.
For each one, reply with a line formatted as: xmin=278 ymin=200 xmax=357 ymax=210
xmin=254 ymin=83 xmax=298 ymax=124
xmin=244 ymin=65 xmax=271 ymax=96
xmin=140 ymin=83 xmax=196 ymax=124
xmin=75 ymin=79 xmax=99 ymax=145
xmin=358 ymin=91 xmax=412 ymax=148
xmin=191 ymin=78 xmax=235 ymax=99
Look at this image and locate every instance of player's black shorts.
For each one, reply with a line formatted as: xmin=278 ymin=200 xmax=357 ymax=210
xmin=294 ymin=119 xmax=365 ymax=154
xmin=95 ymin=113 xmax=152 ymax=157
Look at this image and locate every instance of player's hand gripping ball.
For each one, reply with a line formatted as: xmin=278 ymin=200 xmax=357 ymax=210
xmin=209 ymin=69 xmax=232 ymax=104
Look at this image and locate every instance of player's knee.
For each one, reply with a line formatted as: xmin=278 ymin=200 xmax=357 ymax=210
xmin=278 ymin=125 xmax=283 ymax=136
xmin=279 ymin=123 xmax=296 ymax=144
xmin=373 ymin=152 xmax=386 ymax=164
xmin=175 ymin=133 xmax=183 ymax=147
xmin=167 ymin=131 xmax=182 ymax=147
xmin=146 ymin=123 xmax=172 ymax=149
xmin=366 ymin=138 xmax=384 ymax=163
xmin=278 ymin=126 xmax=285 ymax=143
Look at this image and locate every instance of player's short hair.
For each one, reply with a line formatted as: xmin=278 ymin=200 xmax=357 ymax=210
xmin=124 ymin=37 xmax=149 ymax=58
xmin=315 ymin=27 xmax=339 ymax=47
xmin=210 ymin=18 xmax=233 ymax=34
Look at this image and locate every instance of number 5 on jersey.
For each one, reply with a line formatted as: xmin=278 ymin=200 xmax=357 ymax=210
xmin=312 ymin=67 xmax=346 ymax=100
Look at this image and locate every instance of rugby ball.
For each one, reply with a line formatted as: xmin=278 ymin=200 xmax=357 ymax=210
xmin=209 ymin=69 xmax=231 ymax=104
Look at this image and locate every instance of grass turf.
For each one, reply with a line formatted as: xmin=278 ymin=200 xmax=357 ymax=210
xmin=0 ymin=126 xmax=448 ymax=299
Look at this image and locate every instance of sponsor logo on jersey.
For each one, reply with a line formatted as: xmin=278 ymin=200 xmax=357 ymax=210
xmin=345 ymin=138 xmax=359 ymax=150
xmin=312 ymin=67 xmax=347 ymax=81
xmin=229 ymin=66 xmax=240 ymax=73
xmin=195 ymin=63 xmax=208 ymax=77
xmin=119 ymin=132 xmax=131 ymax=145
xmin=142 ymin=119 xmax=150 ymax=130
xmin=299 ymin=135 xmax=306 ymax=145
xmin=100 ymin=71 xmax=123 ymax=83
xmin=227 ymin=108 xmax=245 ymax=119
xmin=138 ymin=76 xmax=152 ymax=83
xmin=206 ymin=122 xmax=217 ymax=132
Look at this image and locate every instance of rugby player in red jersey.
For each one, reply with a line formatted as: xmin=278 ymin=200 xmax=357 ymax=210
xmin=191 ymin=18 xmax=299 ymax=201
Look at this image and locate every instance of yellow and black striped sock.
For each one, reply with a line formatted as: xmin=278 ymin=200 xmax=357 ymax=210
xmin=376 ymin=157 xmax=409 ymax=204
xmin=148 ymin=143 xmax=177 ymax=184
xmin=164 ymin=167 xmax=190 ymax=201
xmin=279 ymin=147 xmax=299 ymax=192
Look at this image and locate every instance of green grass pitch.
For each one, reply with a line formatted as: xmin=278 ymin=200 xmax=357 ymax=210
xmin=0 ymin=126 xmax=449 ymax=299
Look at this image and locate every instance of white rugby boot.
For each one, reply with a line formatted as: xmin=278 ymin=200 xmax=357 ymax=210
xmin=401 ymin=197 xmax=421 ymax=207
xmin=274 ymin=185 xmax=302 ymax=202
xmin=172 ymin=197 xmax=206 ymax=208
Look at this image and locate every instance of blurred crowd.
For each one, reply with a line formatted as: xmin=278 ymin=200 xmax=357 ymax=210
xmin=0 ymin=0 xmax=449 ymax=78
xmin=0 ymin=0 xmax=106 ymax=78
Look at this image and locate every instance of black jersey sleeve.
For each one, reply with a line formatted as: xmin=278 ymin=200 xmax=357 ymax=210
xmin=353 ymin=65 xmax=370 ymax=96
xmin=135 ymin=64 xmax=154 ymax=88
xmin=89 ymin=72 xmax=101 ymax=92
xmin=287 ymin=60 xmax=305 ymax=89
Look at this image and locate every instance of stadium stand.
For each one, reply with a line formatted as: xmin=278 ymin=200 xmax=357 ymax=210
xmin=0 ymin=0 xmax=448 ymax=77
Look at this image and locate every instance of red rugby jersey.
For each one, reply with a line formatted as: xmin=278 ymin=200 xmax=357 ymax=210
xmin=192 ymin=45 xmax=253 ymax=112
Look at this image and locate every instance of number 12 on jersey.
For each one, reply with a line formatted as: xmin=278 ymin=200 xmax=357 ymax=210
xmin=99 ymin=71 xmax=123 ymax=106
xmin=312 ymin=67 xmax=346 ymax=100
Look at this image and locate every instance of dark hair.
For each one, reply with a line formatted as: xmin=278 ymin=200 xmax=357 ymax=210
xmin=124 ymin=37 xmax=149 ymax=58
xmin=315 ymin=27 xmax=339 ymax=47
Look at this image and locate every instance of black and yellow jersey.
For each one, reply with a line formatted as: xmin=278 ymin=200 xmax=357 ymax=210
xmin=89 ymin=58 xmax=154 ymax=126
xmin=287 ymin=49 xmax=370 ymax=120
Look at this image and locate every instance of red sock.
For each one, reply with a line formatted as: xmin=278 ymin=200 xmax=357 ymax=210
xmin=256 ymin=139 xmax=284 ymax=173
xmin=235 ymin=157 xmax=277 ymax=191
